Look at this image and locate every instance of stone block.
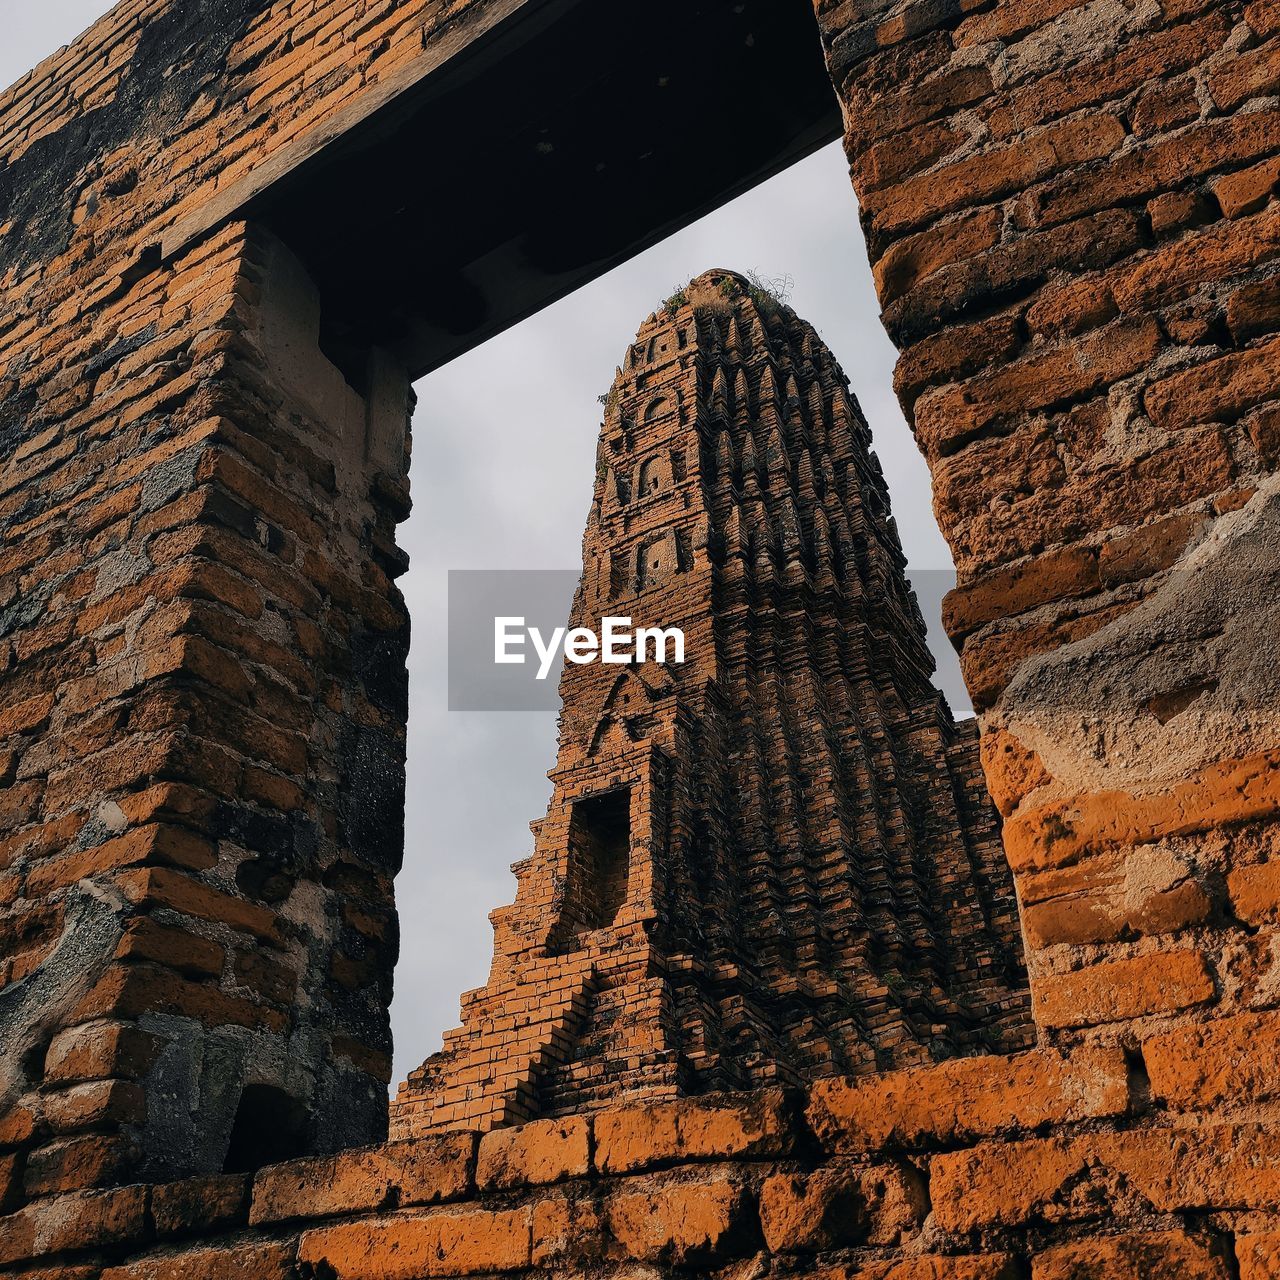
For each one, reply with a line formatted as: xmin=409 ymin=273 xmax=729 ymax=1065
xmin=43 ymin=1021 xmax=167 ymax=1086
xmin=760 ymin=1161 xmax=926 ymax=1251
xmin=476 ymin=1116 xmax=590 ymax=1190
xmin=1143 ymin=1011 xmax=1280 ymax=1110
xmin=101 ymin=1243 xmax=298 ymax=1280
xmin=298 ymin=1206 xmax=532 ymax=1278
xmin=594 ymin=1090 xmax=794 ymax=1174
xmin=1031 ymin=950 xmax=1215 ymax=1030
xmin=1239 ymin=1234 xmax=1280 ymax=1279
xmin=606 ymin=1174 xmax=759 ymax=1266
xmin=931 ymin=1126 xmax=1280 ymax=1231
xmin=1031 ymin=1230 xmax=1228 ymax=1278
xmin=0 ymin=1186 xmax=148 ymax=1266
xmin=808 ymin=1047 xmax=1130 ymax=1152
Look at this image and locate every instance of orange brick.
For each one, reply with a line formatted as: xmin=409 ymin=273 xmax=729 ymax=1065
xmin=606 ymin=1175 xmax=757 ymax=1267
xmin=0 ymin=1102 xmax=38 ymax=1149
xmin=932 ymin=1125 xmax=1280 ymax=1230
xmin=1239 ymin=1234 xmax=1280 ymax=1280
xmin=112 ymin=867 xmax=280 ymax=943
xmin=1228 ymin=278 xmax=1280 ymax=345
xmin=1032 ymin=1230 xmax=1228 ymax=1277
xmin=809 ymin=1046 xmax=1130 ymax=1152
xmin=916 ymin=317 xmax=1162 ymax=456
xmin=73 ymin=963 xmax=288 ymax=1034
xmin=760 ymin=1162 xmax=925 ymax=1252
xmin=531 ymin=1190 xmax=604 ymax=1266
xmin=44 ymin=1021 xmax=166 ymax=1086
xmin=42 ymin=1080 xmax=146 ymax=1134
xmin=0 ymin=1151 xmax=18 ymax=1212
xmin=476 ymin=1116 xmax=589 ymax=1190
xmin=251 ymin=1133 xmax=475 ymax=1224
xmin=0 ymin=692 xmax=54 ymax=740
xmin=1248 ymin=0 xmax=1280 ymax=32
xmin=1144 ymin=1010 xmax=1280 ymax=1110
xmin=944 ymin=546 xmax=1100 ymax=638
xmin=869 ymin=114 xmax=1126 ymax=234
xmin=23 ymin=1133 xmax=139 ymax=1196
xmin=1113 ymin=202 xmax=1280 ymax=313
xmin=1097 ymin=511 xmax=1208 ymax=587
xmin=116 ymin=783 xmax=219 ymax=830
xmin=1145 ymin=337 xmax=1280 ymax=433
xmin=1018 ymin=849 xmax=1213 ymax=949
xmin=116 ymin=917 xmax=225 ymax=977
xmin=1024 ymin=111 xmax=1280 ymax=227
xmin=1229 ymin=860 xmax=1280 ymax=925
xmin=1004 ymin=750 xmax=1280 ymax=872
xmin=1208 ymin=38 xmax=1280 ymax=111
xmin=298 ymin=1206 xmax=532 ymax=1278
xmin=1008 ymin=10 xmax=1229 ymax=128
xmin=1032 ymin=950 xmax=1215 ymax=1030
xmin=823 ymin=1261 xmax=1021 ymax=1280
xmin=873 ymin=208 xmax=1003 ymax=305
xmin=101 ymin=1242 xmax=297 ymax=1280
xmin=894 ymin=310 xmax=1024 ymax=409
xmin=0 ymin=1185 xmax=147 ymax=1266
xmin=1213 ymin=156 xmax=1280 ymax=219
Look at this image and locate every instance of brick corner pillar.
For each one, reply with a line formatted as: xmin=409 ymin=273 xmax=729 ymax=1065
xmin=810 ymin=0 xmax=1280 ymax=1073
xmin=0 ymin=220 xmax=413 ymax=1195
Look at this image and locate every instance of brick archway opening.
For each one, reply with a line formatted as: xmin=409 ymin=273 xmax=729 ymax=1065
xmin=1 ymin=0 xmax=1278 ymax=1270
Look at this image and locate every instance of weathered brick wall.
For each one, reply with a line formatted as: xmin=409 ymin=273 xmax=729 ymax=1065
xmin=0 ymin=0 xmax=491 ymax=292
xmin=0 ymin=210 xmax=413 ymax=1191
xmin=5 ymin=1059 xmax=1280 ymax=1276
xmin=396 ymin=273 xmax=1031 ymax=1137
xmin=812 ymin=0 xmax=1280 ymax=1051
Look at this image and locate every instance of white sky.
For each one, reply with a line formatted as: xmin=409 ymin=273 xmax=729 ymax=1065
xmin=4 ymin=6 xmax=964 ymax=1092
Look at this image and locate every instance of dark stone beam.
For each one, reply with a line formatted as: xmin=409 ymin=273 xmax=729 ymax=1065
xmin=165 ymin=0 xmax=842 ymax=380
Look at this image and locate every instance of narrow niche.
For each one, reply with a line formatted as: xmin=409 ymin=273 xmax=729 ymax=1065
xmin=559 ymin=788 xmax=632 ymax=943
xmin=223 ymin=1084 xmax=309 ymax=1173
xmin=639 ymin=455 xmax=664 ymax=496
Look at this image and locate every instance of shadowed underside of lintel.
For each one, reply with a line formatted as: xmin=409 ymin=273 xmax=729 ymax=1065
xmin=163 ymin=0 xmax=843 ymax=383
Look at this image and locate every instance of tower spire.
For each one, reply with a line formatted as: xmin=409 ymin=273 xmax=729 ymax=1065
xmin=391 ymin=270 xmax=1031 ymax=1136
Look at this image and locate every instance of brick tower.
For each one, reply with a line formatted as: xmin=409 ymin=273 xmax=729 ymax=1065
xmin=393 ymin=271 xmax=1031 ymax=1135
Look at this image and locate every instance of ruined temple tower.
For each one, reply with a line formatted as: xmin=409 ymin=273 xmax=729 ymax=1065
xmin=393 ymin=272 xmax=1031 ymax=1135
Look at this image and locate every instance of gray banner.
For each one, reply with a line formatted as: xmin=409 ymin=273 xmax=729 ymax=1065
xmin=447 ymin=568 xmax=968 ymax=714
xmin=449 ymin=570 xmax=581 ymax=710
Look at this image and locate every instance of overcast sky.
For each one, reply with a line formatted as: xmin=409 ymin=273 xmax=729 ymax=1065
xmin=6 ymin=7 xmax=965 ymax=1092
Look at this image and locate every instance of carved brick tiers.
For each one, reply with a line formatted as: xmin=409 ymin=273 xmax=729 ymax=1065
xmin=393 ymin=274 xmax=1032 ymax=1136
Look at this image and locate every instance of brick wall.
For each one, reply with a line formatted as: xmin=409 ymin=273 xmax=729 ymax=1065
xmin=0 ymin=211 xmax=413 ymax=1188
xmin=6 ymin=1060 xmax=1280 ymax=1276
xmin=0 ymin=0 xmax=494 ymax=289
xmin=812 ymin=0 xmax=1280 ymax=1052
